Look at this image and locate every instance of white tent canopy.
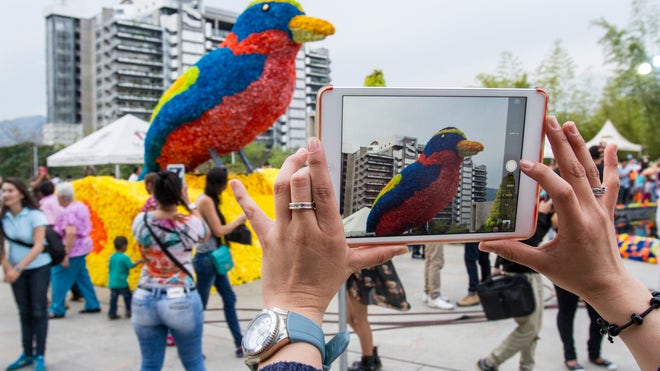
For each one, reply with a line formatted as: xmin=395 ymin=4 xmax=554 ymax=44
xmin=585 ymin=120 xmax=642 ymax=152
xmin=543 ymin=120 xmax=643 ymax=159
xmin=47 ymin=114 xmax=149 ymax=176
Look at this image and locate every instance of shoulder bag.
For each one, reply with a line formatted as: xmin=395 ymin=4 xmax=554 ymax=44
xmin=209 ymin=235 xmax=234 ymax=275
xmin=0 ymin=222 xmax=66 ymax=266
xmin=477 ymin=273 xmax=536 ymax=320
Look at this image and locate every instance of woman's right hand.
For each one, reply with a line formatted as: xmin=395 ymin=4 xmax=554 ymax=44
xmin=230 ymin=138 xmax=407 ymax=324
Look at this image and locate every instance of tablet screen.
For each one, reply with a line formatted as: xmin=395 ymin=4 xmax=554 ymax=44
xmin=325 ymin=89 xmax=544 ymax=242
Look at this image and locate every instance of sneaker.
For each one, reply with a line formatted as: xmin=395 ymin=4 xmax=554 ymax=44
xmin=476 ymin=358 xmax=497 ymax=371
xmin=427 ymin=296 xmax=454 ymax=309
xmin=457 ymin=293 xmax=480 ymax=307
xmin=166 ymin=334 xmax=176 ymax=346
xmin=564 ymin=360 xmax=585 ymax=370
xmin=125 ymin=311 xmax=131 ymax=318
xmin=34 ymin=356 xmax=46 ymax=371
xmin=108 ymin=314 xmax=120 ymax=320
xmin=6 ymin=354 xmax=33 ymax=370
xmin=235 ymin=347 xmax=244 ymax=358
xmin=422 ymin=293 xmax=450 ymax=303
xmin=589 ymin=358 xmax=616 ymax=369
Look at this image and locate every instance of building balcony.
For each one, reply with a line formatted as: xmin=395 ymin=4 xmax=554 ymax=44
xmin=116 ymin=31 xmax=162 ymax=43
xmin=116 ymin=57 xmax=162 ymax=67
xmin=117 ymin=82 xmax=163 ymax=91
xmin=116 ymin=44 xmax=162 ymax=55
xmin=116 ymin=69 xmax=163 ymax=79
xmin=117 ymin=94 xmax=159 ymax=103
xmin=117 ymin=106 xmax=154 ymax=115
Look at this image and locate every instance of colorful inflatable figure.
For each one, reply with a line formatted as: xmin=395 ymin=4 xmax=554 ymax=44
xmin=141 ymin=0 xmax=334 ymax=177
xmin=366 ymin=127 xmax=484 ymax=236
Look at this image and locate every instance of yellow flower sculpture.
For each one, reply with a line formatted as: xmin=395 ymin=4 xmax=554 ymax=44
xmin=72 ymin=170 xmax=277 ymax=289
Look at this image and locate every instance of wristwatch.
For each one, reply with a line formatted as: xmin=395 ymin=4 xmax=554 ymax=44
xmin=242 ymin=307 xmax=349 ymax=371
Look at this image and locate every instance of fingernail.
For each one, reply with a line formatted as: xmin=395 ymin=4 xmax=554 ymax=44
xmin=307 ymin=137 xmax=319 ymax=153
xmin=296 ymin=147 xmax=306 ymax=155
xmin=479 ymin=242 xmax=493 ymax=252
xmin=519 ymin=159 xmax=534 ymax=170
xmin=547 ymin=117 xmax=560 ymax=129
xmin=566 ymin=123 xmax=578 ymax=135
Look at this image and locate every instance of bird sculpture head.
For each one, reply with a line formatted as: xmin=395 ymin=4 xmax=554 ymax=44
xmin=421 ymin=127 xmax=484 ymax=164
xmin=235 ymin=0 xmax=335 ymax=43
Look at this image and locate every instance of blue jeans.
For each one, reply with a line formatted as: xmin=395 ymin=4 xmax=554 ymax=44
xmin=50 ymin=255 xmax=100 ymax=316
xmin=193 ymin=252 xmax=243 ymax=347
xmin=109 ymin=288 xmax=132 ymax=317
xmin=11 ymin=264 xmax=51 ymax=357
xmin=464 ymin=242 xmax=491 ymax=294
xmin=131 ymin=287 xmax=205 ymax=371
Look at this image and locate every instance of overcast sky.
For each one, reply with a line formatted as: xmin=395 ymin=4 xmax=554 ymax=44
xmin=0 ymin=0 xmax=645 ymax=120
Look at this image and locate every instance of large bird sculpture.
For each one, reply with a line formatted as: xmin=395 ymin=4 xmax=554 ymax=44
xmin=140 ymin=0 xmax=334 ymax=177
xmin=366 ymin=127 xmax=484 ymax=236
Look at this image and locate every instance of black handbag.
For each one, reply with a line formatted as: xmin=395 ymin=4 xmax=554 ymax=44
xmin=226 ymin=224 xmax=252 ymax=245
xmin=477 ymin=273 xmax=536 ymax=321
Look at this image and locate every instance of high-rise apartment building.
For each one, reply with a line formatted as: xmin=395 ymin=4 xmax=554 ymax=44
xmin=44 ymin=0 xmax=331 ymax=149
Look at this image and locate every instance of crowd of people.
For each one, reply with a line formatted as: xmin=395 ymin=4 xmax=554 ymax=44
xmin=1 ymin=116 xmax=659 ymax=371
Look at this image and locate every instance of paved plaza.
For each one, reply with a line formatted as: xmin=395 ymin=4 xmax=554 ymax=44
xmin=1 ymin=244 xmax=657 ymax=370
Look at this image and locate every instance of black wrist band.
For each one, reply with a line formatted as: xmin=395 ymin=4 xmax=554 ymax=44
xmin=597 ymin=290 xmax=660 ymax=343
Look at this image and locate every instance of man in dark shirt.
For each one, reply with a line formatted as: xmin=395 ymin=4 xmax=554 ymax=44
xmin=477 ymin=200 xmax=553 ymax=371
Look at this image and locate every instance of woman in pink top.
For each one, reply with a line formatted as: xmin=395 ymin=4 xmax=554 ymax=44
xmin=48 ymin=182 xmax=101 ymax=318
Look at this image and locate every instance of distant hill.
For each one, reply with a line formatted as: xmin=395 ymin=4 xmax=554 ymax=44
xmin=0 ymin=115 xmax=46 ymax=147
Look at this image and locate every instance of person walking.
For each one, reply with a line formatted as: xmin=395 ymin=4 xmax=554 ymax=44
xmin=192 ymin=167 xmax=247 ymax=358
xmin=49 ymin=182 xmax=101 ymax=318
xmin=1 ymin=178 xmax=51 ymax=371
xmin=131 ymin=171 xmax=209 ymax=370
xmin=477 ymin=200 xmax=554 ymax=371
xmin=457 ymin=241 xmax=491 ymax=307
xmin=422 ymin=243 xmax=454 ymax=309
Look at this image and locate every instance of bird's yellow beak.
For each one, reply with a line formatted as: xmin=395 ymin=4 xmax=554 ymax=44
xmin=457 ymin=140 xmax=484 ymax=157
xmin=289 ymin=15 xmax=335 ymax=43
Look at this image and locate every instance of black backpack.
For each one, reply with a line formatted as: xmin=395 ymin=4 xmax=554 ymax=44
xmin=1 ymin=223 xmax=66 ymax=266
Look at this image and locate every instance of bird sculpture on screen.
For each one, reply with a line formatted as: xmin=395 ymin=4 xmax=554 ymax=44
xmin=366 ymin=127 xmax=484 ymax=236
xmin=140 ymin=0 xmax=334 ymax=177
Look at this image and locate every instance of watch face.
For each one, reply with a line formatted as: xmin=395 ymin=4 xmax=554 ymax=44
xmin=243 ymin=311 xmax=279 ymax=355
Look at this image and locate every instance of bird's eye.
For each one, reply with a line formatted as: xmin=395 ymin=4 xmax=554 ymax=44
xmin=440 ymin=134 xmax=446 ymax=139
xmin=262 ymin=4 xmax=270 ymax=11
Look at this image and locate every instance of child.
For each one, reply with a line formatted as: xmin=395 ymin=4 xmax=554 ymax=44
xmin=108 ymin=236 xmax=142 ymax=319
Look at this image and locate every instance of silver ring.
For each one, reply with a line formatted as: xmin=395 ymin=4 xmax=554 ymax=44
xmin=592 ymin=186 xmax=607 ymax=197
xmin=288 ymin=201 xmax=315 ymax=210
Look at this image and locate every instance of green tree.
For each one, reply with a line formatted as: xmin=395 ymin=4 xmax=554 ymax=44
xmin=592 ymin=0 xmax=660 ymax=158
xmin=364 ymin=69 xmax=386 ymax=87
xmin=476 ymin=52 xmax=531 ymax=88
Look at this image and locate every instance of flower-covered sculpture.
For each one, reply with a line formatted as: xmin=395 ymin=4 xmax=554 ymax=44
xmin=141 ymin=0 xmax=334 ymax=176
xmin=366 ymin=128 xmax=484 ymax=236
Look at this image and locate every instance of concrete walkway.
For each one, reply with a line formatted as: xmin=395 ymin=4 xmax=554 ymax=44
xmin=1 ymin=245 xmax=657 ymax=370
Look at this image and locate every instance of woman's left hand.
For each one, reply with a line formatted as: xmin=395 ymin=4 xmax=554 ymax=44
xmin=231 ymin=137 xmax=407 ymax=324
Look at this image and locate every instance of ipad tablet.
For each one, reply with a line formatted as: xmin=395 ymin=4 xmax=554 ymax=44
xmin=317 ymin=86 xmax=548 ymax=245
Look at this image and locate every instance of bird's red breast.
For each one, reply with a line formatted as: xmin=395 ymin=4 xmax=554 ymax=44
xmin=374 ymin=154 xmax=463 ymax=236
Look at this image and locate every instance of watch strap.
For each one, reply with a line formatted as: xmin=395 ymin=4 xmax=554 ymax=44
xmin=287 ymin=312 xmax=349 ymax=371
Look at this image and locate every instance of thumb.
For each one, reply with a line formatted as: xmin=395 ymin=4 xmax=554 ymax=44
xmin=479 ymin=240 xmax=548 ymax=273
xmin=347 ymin=245 xmax=408 ymax=272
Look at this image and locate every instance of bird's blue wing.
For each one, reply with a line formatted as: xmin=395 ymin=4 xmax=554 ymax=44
xmin=144 ymin=48 xmax=266 ymax=172
xmin=366 ymin=162 xmax=442 ymax=232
